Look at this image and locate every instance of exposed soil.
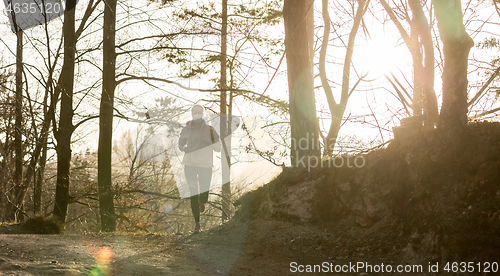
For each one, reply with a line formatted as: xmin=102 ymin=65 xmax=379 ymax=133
xmin=0 ymin=219 xmax=408 ymax=276
xmin=0 ymin=233 xmax=220 ymax=275
xmin=1 ymin=122 xmax=500 ymax=276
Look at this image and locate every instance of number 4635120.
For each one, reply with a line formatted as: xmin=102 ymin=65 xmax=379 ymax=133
xmin=5 ymin=2 xmax=63 ymax=14
xmin=444 ymin=262 xmax=498 ymax=273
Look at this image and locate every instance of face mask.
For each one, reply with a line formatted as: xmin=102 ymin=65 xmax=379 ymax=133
xmin=192 ymin=113 xmax=203 ymax=120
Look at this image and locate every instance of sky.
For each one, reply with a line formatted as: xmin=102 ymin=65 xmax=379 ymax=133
xmin=0 ymin=0 xmax=499 ymax=188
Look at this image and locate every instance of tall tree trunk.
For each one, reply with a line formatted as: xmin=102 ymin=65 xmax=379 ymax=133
xmin=53 ymin=0 xmax=77 ymax=224
xmin=9 ymin=30 xmax=23 ymax=222
xmin=433 ymin=0 xmax=473 ymax=134
xmin=220 ymin=0 xmax=231 ymax=221
xmin=284 ymin=0 xmax=320 ymax=166
xmin=409 ymin=0 xmax=438 ymax=126
xmin=98 ymin=0 xmax=117 ymax=232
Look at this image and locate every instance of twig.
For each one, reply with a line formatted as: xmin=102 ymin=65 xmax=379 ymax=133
xmin=468 ymin=65 xmax=500 ymax=107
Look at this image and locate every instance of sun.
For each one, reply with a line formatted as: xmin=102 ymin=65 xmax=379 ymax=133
xmin=353 ymin=36 xmax=407 ymax=78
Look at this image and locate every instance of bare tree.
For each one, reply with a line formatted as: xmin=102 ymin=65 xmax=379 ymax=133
xmin=98 ymin=0 xmax=118 ymax=232
xmin=11 ymin=29 xmax=24 ymax=221
xmin=283 ymin=0 xmax=320 ymax=166
xmin=220 ymin=0 xmax=231 ymax=221
xmin=433 ymin=0 xmax=474 ymax=134
xmin=53 ymin=0 xmax=77 ymax=224
xmin=321 ymin=0 xmax=369 ymax=156
xmin=379 ymin=0 xmax=438 ymax=126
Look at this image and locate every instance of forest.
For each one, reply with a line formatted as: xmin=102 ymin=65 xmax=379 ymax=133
xmin=0 ymin=0 xmax=499 ymax=275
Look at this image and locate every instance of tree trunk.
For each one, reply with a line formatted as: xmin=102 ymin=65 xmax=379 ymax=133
xmin=380 ymin=0 xmax=439 ymax=127
xmin=220 ymin=0 xmax=231 ymax=221
xmin=34 ymin=86 xmax=50 ymax=214
xmin=412 ymin=48 xmax=424 ymax=119
xmin=284 ymin=0 xmax=320 ymax=166
xmin=409 ymin=0 xmax=438 ymax=126
xmin=98 ymin=0 xmax=117 ymax=232
xmin=33 ymin=162 xmax=44 ymax=214
xmin=6 ymin=30 xmax=23 ymax=222
xmin=433 ymin=0 xmax=474 ymax=134
xmin=53 ymin=0 xmax=77 ymax=224
xmin=306 ymin=0 xmax=314 ymax=60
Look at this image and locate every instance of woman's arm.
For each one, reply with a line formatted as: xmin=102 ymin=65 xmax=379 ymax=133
xmin=210 ymin=127 xmax=221 ymax=152
xmin=178 ymin=127 xmax=188 ymax=152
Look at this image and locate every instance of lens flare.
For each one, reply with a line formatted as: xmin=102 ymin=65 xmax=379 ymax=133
xmin=88 ymin=246 xmax=114 ymax=276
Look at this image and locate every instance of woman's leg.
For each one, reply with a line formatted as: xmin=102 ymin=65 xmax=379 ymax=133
xmin=198 ymin=167 xmax=213 ymax=204
xmin=184 ymin=166 xmax=201 ymax=229
xmin=190 ymin=194 xmax=200 ymax=223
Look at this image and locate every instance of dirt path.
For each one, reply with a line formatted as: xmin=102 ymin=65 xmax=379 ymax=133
xmin=0 ymin=233 xmax=221 ymax=276
xmin=0 ymin=219 xmax=327 ymax=276
xmin=0 ymin=218 xmax=405 ymax=276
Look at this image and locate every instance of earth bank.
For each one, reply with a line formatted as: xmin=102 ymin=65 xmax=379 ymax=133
xmin=1 ymin=122 xmax=499 ymax=276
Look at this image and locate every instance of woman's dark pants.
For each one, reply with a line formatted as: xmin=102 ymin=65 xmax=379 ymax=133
xmin=184 ymin=165 xmax=212 ymax=223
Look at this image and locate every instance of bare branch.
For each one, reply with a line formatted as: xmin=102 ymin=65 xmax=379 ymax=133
xmin=468 ymin=65 xmax=500 ymax=107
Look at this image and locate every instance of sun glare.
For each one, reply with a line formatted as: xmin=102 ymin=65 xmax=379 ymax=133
xmin=354 ymin=37 xmax=405 ymax=78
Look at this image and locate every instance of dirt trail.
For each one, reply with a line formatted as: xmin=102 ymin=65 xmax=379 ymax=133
xmin=0 ymin=219 xmax=333 ymax=276
xmin=0 ymin=233 xmax=222 ymax=276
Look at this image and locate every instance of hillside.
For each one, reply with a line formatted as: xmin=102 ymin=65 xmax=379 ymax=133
xmin=184 ymin=121 xmax=500 ymax=275
xmin=1 ymin=122 xmax=499 ymax=275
